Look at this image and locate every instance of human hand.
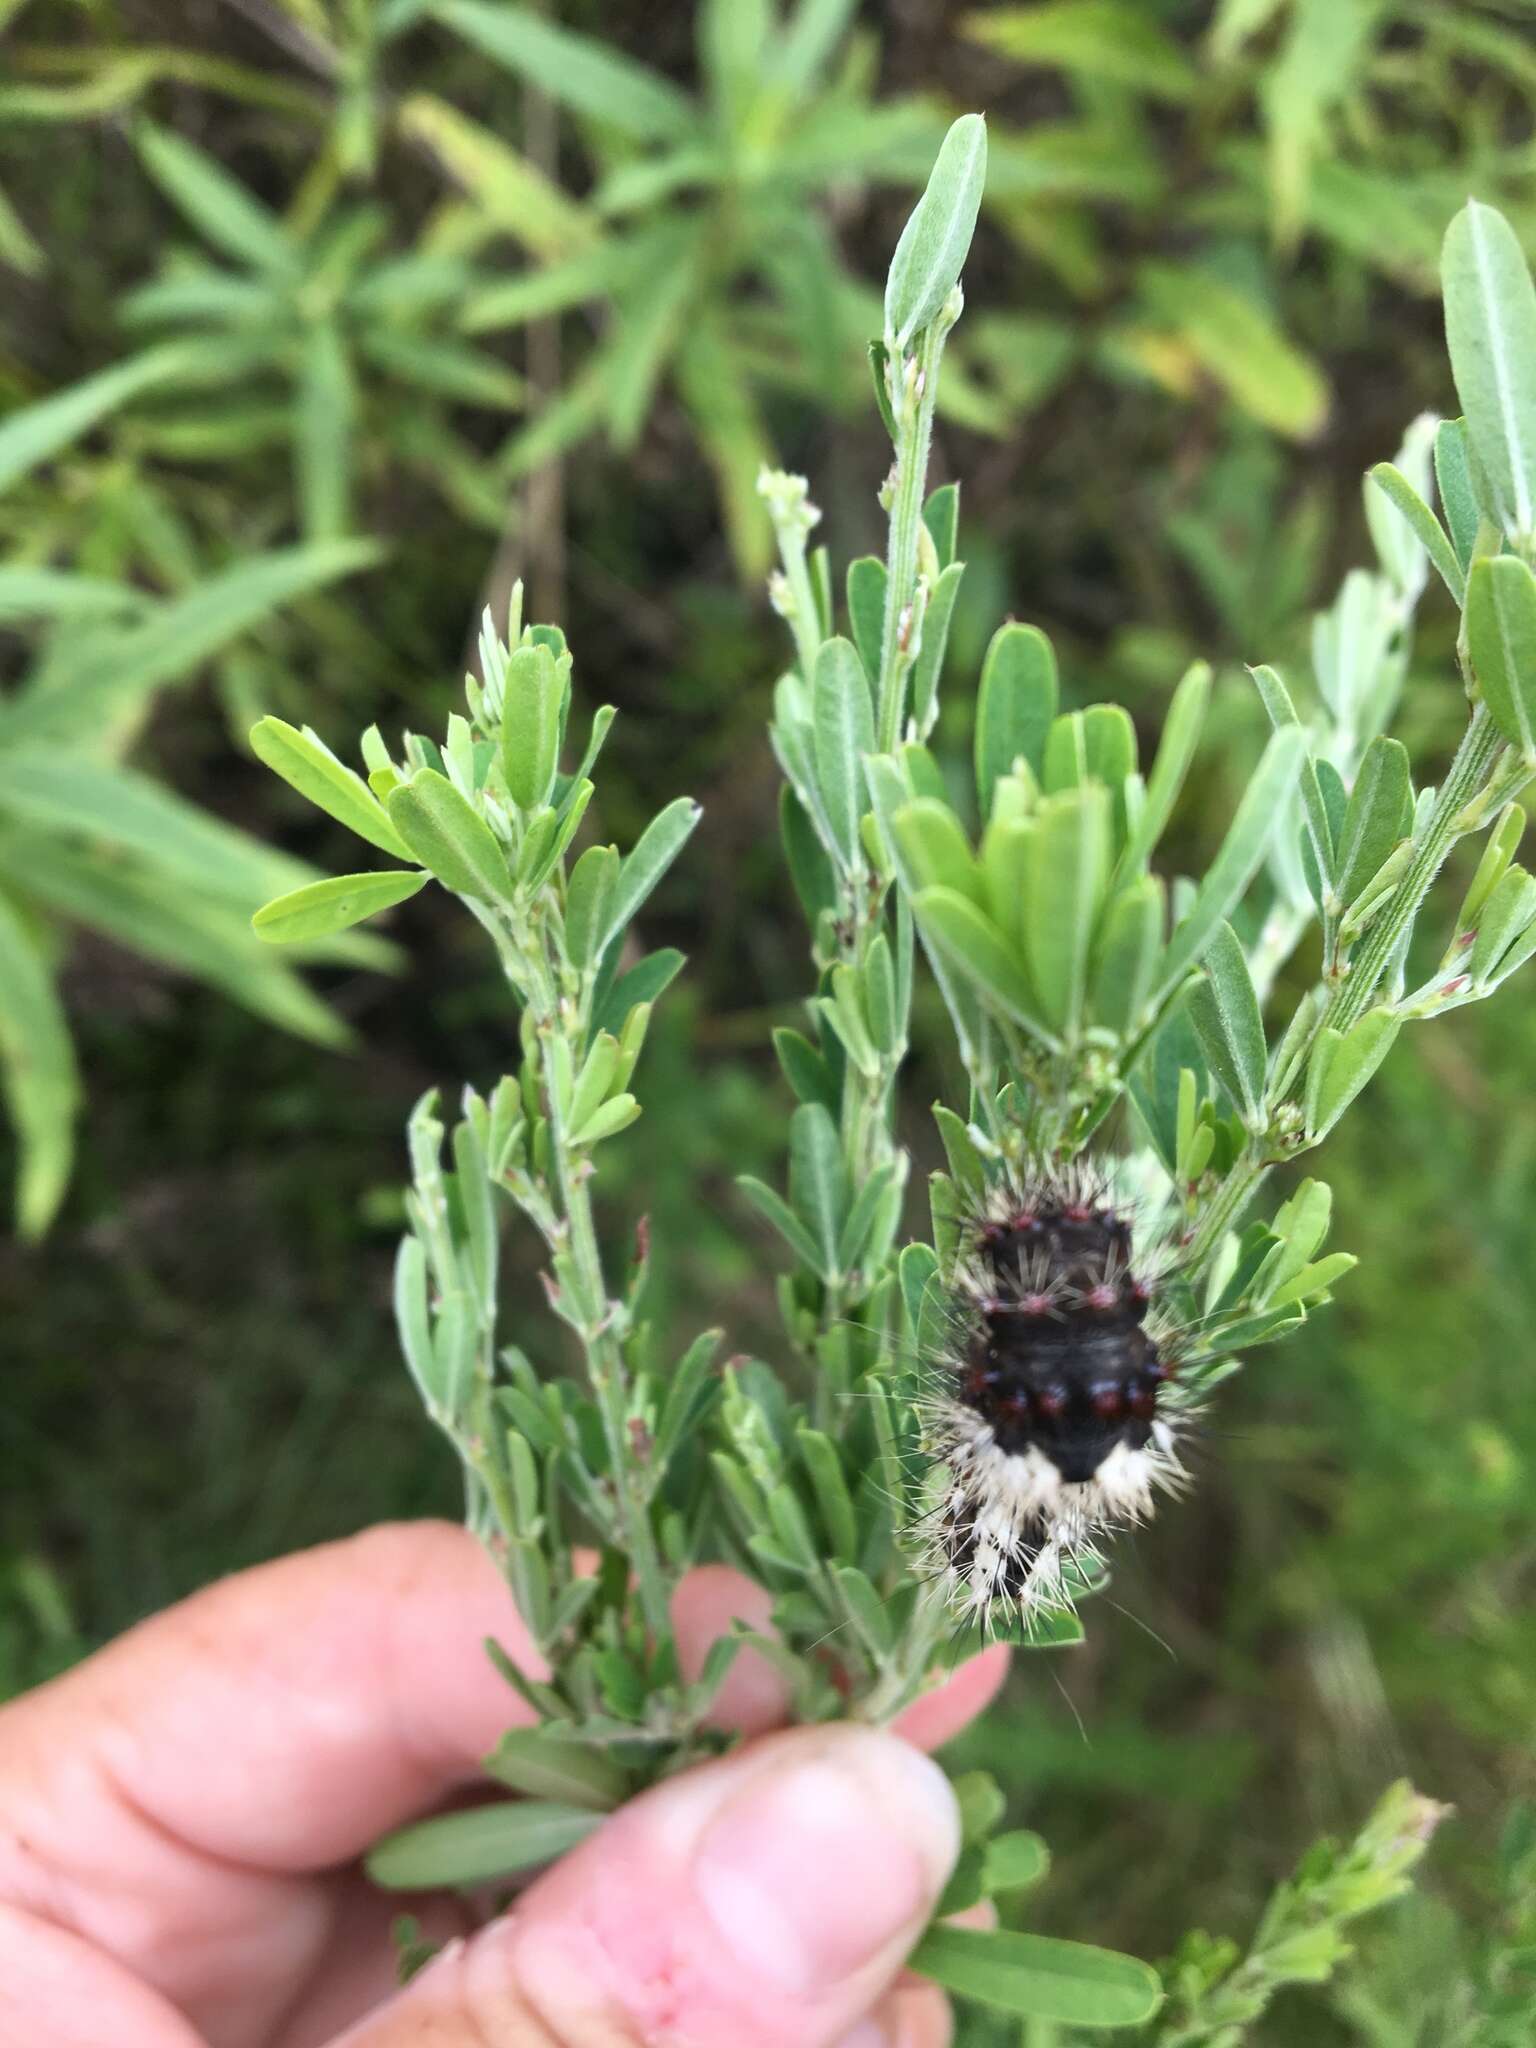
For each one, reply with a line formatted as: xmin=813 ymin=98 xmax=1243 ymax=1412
xmin=0 ymin=1521 xmax=1007 ymax=2047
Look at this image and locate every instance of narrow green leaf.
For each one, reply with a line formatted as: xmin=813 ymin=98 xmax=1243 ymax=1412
xmin=1368 ymin=461 xmax=1465 ymax=604
xmin=611 ymin=796 xmax=701 ymax=935
xmin=253 ymin=869 xmax=427 ymax=943
xmin=565 ymin=844 xmax=620 ymax=969
xmin=737 ymin=1173 xmax=827 ymax=1276
xmin=0 ymin=885 xmax=79 ymax=1238
xmin=974 ymin=622 xmax=1057 ymax=818
xmin=884 ymin=112 xmax=988 ymax=350
xmin=0 ymin=542 xmax=381 ymax=746
xmin=296 ymin=320 xmax=354 ymax=542
xmin=0 ymin=342 xmax=198 ymax=495
xmin=135 ymin=120 xmax=292 ymax=270
xmin=501 ymin=642 xmax=564 ymax=812
xmin=812 ymin=636 xmax=875 ymax=864
xmin=910 ymin=1924 xmax=1162 ymax=2027
xmin=387 ymin=769 xmax=512 ymax=901
xmin=892 ymin=798 xmax=984 ymax=904
xmin=788 ymin=1101 xmax=846 ymax=1279
xmin=1021 ymin=785 xmax=1111 ymax=1036
xmin=773 ymin=1027 xmax=836 ymax=1110
xmin=366 ymin=1801 xmax=600 ymax=1890
xmin=924 ymin=481 xmax=961 ymax=568
xmin=1434 ymin=417 xmax=1481 ymax=566
xmin=913 ymin=886 xmax=1051 ymax=1042
xmin=484 ymin=1729 xmax=628 ymax=1811
xmin=1159 ymin=727 xmax=1307 ymax=993
xmin=251 ymin=715 xmax=411 ymax=860
xmin=1466 ymin=553 xmax=1536 ymax=757
xmin=431 ymin=0 xmax=695 ymax=138
xmin=1187 ymin=922 xmax=1266 ymax=1123
xmin=1334 ymin=735 xmax=1412 ymax=905
xmin=1442 ymin=200 xmax=1536 ymax=538
xmin=846 ymin=557 xmax=887 ymax=685
xmin=910 ymin=560 xmax=966 ymax=739
xmin=1304 ymin=1006 xmax=1400 ymax=1139
xmin=1122 ymin=663 xmax=1210 ymax=877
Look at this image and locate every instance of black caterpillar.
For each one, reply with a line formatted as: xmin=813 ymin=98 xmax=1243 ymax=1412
xmin=929 ymin=1174 xmax=1188 ymax=1623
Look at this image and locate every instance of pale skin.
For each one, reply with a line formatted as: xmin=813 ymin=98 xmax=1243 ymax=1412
xmin=0 ymin=1521 xmax=1008 ymax=2048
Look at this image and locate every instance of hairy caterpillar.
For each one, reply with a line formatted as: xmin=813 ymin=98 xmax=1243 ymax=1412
xmin=924 ymin=1167 xmax=1193 ymax=1626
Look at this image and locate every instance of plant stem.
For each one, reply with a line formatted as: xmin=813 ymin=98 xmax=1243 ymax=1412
xmin=502 ymin=919 xmax=673 ymax=1646
xmin=1184 ymin=1148 xmax=1269 ymax=1280
xmin=1324 ymin=707 xmax=1502 ymax=1035
xmin=876 ymin=317 xmax=948 ymax=752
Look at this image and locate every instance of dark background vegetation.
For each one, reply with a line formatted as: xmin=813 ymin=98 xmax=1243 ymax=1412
xmin=3 ymin=2 xmax=1536 ymax=2037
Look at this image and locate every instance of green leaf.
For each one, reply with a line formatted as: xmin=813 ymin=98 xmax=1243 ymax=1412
xmin=846 ymin=556 xmax=887 ymax=685
xmin=365 ymin=1801 xmax=601 ymax=1890
xmin=395 ymin=93 xmax=593 ymax=260
xmin=1434 ymin=418 xmax=1481 ymax=567
xmin=611 ymin=797 xmax=701 ymax=934
xmin=1187 ymin=922 xmax=1266 ymax=1124
xmin=983 ymin=1830 xmax=1051 ymax=1895
xmin=565 ymin=844 xmax=620 ymax=969
xmin=386 ymin=770 xmax=512 ymax=901
xmin=484 ymin=1728 xmax=629 ymax=1811
xmin=812 ymin=636 xmax=875 ymax=864
xmin=737 ymin=1174 xmax=827 ymax=1276
xmin=1089 ymin=873 xmax=1164 ymax=1036
xmin=1442 ymin=200 xmax=1536 ymax=538
xmin=251 ymin=715 xmax=412 ymax=861
xmin=1368 ymin=462 xmax=1465 ymax=605
xmin=296 ymin=320 xmax=354 ymax=542
xmin=1021 ymin=786 xmax=1111 ymax=1037
xmin=884 ymin=112 xmax=988 ymax=350
xmin=780 ymin=784 xmax=837 ymax=924
xmin=0 ymin=828 xmax=346 ymax=1049
xmin=974 ymin=622 xmax=1057 ymax=817
xmin=0 ymin=569 xmax=154 ymax=624
xmin=0 ymin=543 xmax=381 ymax=747
xmin=0 ymin=341 xmax=205 ymax=497
xmin=431 ymin=0 xmax=696 ymax=139
xmin=913 ymin=887 xmax=1051 ymax=1042
xmin=1159 ymin=727 xmax=1307 ymax=993
xmin=893 ymin=798 xmax=984 ymax=903
xmin=1466 ymin=553 xmax=1536 ymax=758
xmin=0 ymin=884 xmax=79 ymax=1239
xmin=788 ymin=1101 xmax=847 ymax=1279
xmin=135 ymin=120 xmax=292 ymax=271
xmin=924 ymin=481 xmax=961 ymax=568
xmin=910 ymin=1924 xmax=1162 ymax=2026
xmin=0 ymin=750 xmax=323 ymax=915
xmin=253 ymin=870 xmax=427 ymax=943
xmin=501 ymin=642 xmax=564 ymax=812
xmin=1119 ymin=662 xmax=1209 ymax=874
xmin=966 ymin=1 xmax=1196 ymax=100
xmin=1304 ymin=1007 xmax=1400 ymax=1139
xmin=593 ymin=948 xmax=684 ymax=1038
xmin=1335 ymin=734 xmax=1412 ymax=911
xmin=910 ymin=561 xmax=966 ymax=738
xmin=1137 ymin=262 xmax=1327 ymax=439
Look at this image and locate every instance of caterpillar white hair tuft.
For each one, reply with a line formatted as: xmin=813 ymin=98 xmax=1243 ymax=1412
xmin=919 ymin=1160 xmax=1196 ymax=1630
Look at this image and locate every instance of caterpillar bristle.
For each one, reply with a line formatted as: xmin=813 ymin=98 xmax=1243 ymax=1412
xmin=921 ymin=1161 xmax=1195 ymax=1631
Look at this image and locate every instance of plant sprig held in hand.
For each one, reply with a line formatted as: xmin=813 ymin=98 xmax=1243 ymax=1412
xmin=250 ymin=116 xmax=1536 ymax=2033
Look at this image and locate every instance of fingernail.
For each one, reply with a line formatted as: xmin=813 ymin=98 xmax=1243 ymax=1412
xmin=693 ymin=1728 xmax=958 ymax=1994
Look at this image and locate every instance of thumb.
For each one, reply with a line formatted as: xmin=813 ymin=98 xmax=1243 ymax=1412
xmin=328 ymin=1723 xmax=960 ymax=2048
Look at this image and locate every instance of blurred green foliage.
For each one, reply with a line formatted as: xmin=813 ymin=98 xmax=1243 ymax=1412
xmin=4 ymin=1 xmax=1536 ymax=2039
